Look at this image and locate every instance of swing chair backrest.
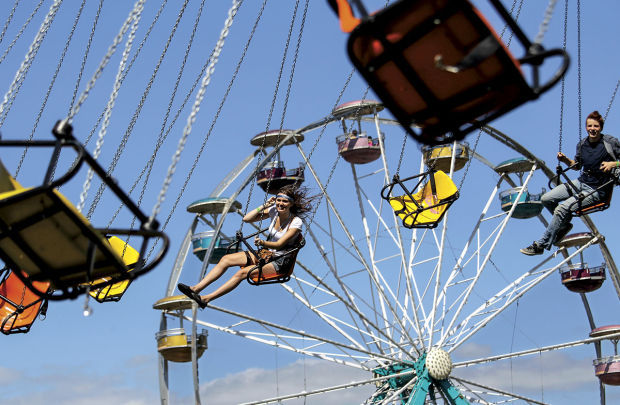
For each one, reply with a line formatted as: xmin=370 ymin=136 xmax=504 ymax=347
xmin=346 ymin=0 xmax=568 ymax=145
xmin=386 ymin=170 xmax=459 ymax=229
xmin=248 ymin=234 xmax=304 ymax=285
xmin=0 ymin=270 xmax=49 ymax=335
xmin=87 ymin=236 xmax=141 ymax=303
xmin=0 ymin=121 xmax=168 ymax=300
xmin=0 ymin=184 xmax=132 ymax=289
xmin=574 ymin=188 xmax=614 ymax=217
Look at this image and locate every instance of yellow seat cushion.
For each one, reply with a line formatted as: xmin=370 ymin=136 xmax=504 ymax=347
xmin=88 ymin=236 xmax=139 ymax=302
xmin=0 ymin=186 xmax=129 ymax=289
xmin=389 ymin=170 xmax=458 ymax=227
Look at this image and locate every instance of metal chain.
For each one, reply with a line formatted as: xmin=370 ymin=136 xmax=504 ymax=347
xmin=0 ymin=0 xmax=62 ymax=128
xmin=457 ymin=0 xmax=518 ymax=188
xmin=242 ymin=0 xmax=301 ymax=229
xmin=67 ymin=0 xmax=144 ymax=122
xmin=605 ymin=79 xmax=620 ymax=121
xmin=68 ymin=0 xmax=104 ymax=115
xmin=146 ymin=0 xmax=262 ymax=261
xmin=87 ymin=0 xmax=188 ymax=220
xmin=576 ymin=0 xmax=582 ymax=142
xmin=458 ymin=129 xmax=482 ymax=190
xmin=557 ymin=0 xmax=568 ymax=154
xmin=395 ymin=131 xmax=407 ymax=175
xmin=533 ymin=0 xmax=558 ymax=45
xmin=277 ymin=0 xmax=309 ymax=132
xmin=107 ymin=0 xmax=207 ymax=229
xmin=78 ymin=0 xmax=170 ymax=151
xmin=0 ymin=0 xmax=20 ymax=46
xmin=15 ymin=0 xmax=88 ymax=178
xmin=77 ymin=0 xmax=144 ymax=213
xmin=150 ymin=0 xmax=243 ymax=222
xmin=0 ymin=0 xmax=45 ymax=66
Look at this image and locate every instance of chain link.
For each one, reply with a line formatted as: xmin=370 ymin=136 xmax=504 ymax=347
xmin=576 ymin=0 xmax=582 ymax=142
xmin=0 ymin=0 xmax=20 ymax=46
xmin=87 ymin=0 xmax=189 ymax=220
xmin=605 ymin=79 xmax=620 ymax=121
xmin=533 ymin=0 xmax=558 ymax=45
xmin=395 ymin=131 xmax=407 ymax=175
xmin=242 ymin=0 xmax=302 ymax=229
xmin=150 ymin=0 xmax=243 ymax=222
xmin=68 ymin=0 xmax=103 ymax=115
xmin=0 ymin=0 xmax=62 ymax=128
xmin=67 ymin=0 xmax=144 ymax=122
xmin=557 ymin=0 xmax=568 ymax=154
xmin=77 ymin=0 xmax=145 ymax=213
xmin=0 ymin=0 xmax=45 ymax=66
xmin=15 ymin=0 xmax=88 ymax=178
xmin=107 ymin=0 xmax=208 ymax=229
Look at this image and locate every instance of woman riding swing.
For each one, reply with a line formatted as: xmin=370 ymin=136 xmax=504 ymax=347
xmin=178 ymin=185 xmax=314 ymax=307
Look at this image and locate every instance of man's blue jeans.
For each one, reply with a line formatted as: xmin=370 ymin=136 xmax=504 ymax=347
xmin=536 ymin=179 xmax=603 ymax=249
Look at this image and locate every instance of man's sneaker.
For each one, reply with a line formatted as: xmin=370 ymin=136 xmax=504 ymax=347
xmin=553 ymin=223 xmax=574 ymax=246
xmin=520 ymin=242 xmax=544 ymax=256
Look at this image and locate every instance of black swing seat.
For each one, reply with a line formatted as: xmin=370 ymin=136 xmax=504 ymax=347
xmin=231 ymin=228 xmax=304 ymax=286
xmin=346 ymin=0 xmax=569 ymax=145
xmin=0 ymin=120 xmax=169 ymax=300
xmin=573 ymin=188 xmax=613 ymax=217
xmin=551 ymin=163 xmax=618 ymax=217
xmin=381 ymin=169 xmax=459 ymax=229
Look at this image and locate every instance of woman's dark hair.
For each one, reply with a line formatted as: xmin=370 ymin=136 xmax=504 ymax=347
xmin=586 ymin=110 xmax=604 ymax=130
xmin=277 ymin=185 xmax=316 ymax=219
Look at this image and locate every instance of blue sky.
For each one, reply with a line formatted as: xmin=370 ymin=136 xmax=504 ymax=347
xmin=0 ymin=1 xmax=619 ymax=404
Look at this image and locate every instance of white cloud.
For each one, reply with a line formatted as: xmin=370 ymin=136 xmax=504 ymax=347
xmin=0 ymin=366 xmax=21 ymax=385
xmin=197 ymin=359 xmax=376 ymax=404
xmin=0 ymin=358 xmax=159 ymax=405
xmin=454 ymin=350 xmax=593 ymax=394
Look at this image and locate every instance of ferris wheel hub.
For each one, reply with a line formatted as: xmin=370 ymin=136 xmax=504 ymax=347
xmin=426 ymin=347 xmax=453 ymax=380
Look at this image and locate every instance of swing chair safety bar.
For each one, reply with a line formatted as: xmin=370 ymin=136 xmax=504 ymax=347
xmin=549 ymin=162 xmax=619 ymax=214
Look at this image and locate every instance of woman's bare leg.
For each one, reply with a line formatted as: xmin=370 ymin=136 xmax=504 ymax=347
xmin=201 ymin=263 xmax=279 ymax=304
xmin=192 ymin=251 xmax=251 ymax=292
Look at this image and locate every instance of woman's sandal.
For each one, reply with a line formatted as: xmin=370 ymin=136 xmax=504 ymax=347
xmin=178 ymin=283 xmax=207 ymax=309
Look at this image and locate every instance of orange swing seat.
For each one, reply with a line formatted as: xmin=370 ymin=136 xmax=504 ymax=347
xmin=346 ymin=0 xmax=569 ymax=145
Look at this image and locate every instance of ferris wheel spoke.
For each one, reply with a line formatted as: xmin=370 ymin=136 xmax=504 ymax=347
xmin=358 ymin=182 xmax=425 ymax=339
xmin=451 ymin=377 xmax=550 ymax=405
xmin=296 ymin=261 xmax=419 ymax=359
xmin=438 ymin=169 xmax=539 ymax=347
xmin=453 ymin=330 xmax=620 ymax=369
xmin=301 ymin=158 xmax=422 ymax=354
xmin=303 ymin=227 xmax=385 ymax=353
xmin=196 ymin=305 xmax=399 ymax=365
xmin=280 ymin=279 xmax=375 ymax=353
xmin=445 ymin=238 xmax=598 ymax=351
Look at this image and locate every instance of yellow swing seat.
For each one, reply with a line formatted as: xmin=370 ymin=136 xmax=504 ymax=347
xmin=382 ymin=170 xmax=459 ymax=229
xmin=87 ymin=236 xmax=140 ymax=303
xmin=0 ymin=120 xmax=168 ymax=300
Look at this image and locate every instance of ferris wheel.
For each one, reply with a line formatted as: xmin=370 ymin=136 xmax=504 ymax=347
xmin=153 ymin=99 xmax=620 ymax=404
xmin=0 ymin=0 xmax=619 ymax=403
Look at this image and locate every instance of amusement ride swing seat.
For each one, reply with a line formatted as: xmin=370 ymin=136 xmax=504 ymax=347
xmin=337 ymin=0 xmax=569 ymax=145
xmin=0 ymin=268 xmax=49 ymax=334
xmin=87 ymin=236 xmax=141 ymax=303
xmin=381 ymin=169 xmax=459 ymax=229
xmin=549 ymin=162 xmax=619 ymax=217
xmin=0 ymin=120 xmax=169 ymax=300
xmin=231 ymin=228 xmax=304 ymax=286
